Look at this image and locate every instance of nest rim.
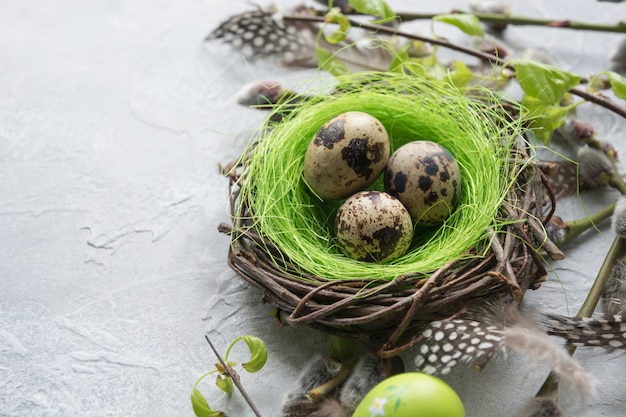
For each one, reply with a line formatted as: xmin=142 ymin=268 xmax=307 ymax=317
xmin=218 ymin=73 xmax=562 ymax=355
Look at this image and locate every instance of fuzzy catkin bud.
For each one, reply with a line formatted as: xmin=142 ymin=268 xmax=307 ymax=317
xmin=545 ymin=216 xmax=567 ymax=246
xmin=577 ymin=145 xmax=615 ymax=187
xmin=338 ymin=355 xmax=388 ymax=410
xmin=515 ymin=397 xmax=563 ymax=417
xmin=236 ymin=80 xmax=285 ymax=106
xmin=612 ymin=195 xmax=626 ymax=237
xmin=602 ymin=258 xmax=626 ymax=316
xmin=571 ymin=119 xmax=595 ymax=142
xmin=281 ymin=355 xmax=342 ymax=416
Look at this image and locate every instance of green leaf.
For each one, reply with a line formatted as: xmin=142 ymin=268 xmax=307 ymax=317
xmin=414 ymin=54 xmax=447 ymax=80
xmin=433 ymin=14 xmax=484 ymax=36
xmin=388 ymin=43 xmax=410 ymax=73
xmin=513 ymin=60 xmax=580 ymax=105
xmin=215 ymin=374 xmax=233 ymax=395
xmin=324 ymin=8 xmax=351 ymax=44
xmin=240 ymin=335 xmax=268 ymax=373
xmin=191 ymin=388 xmax=225 ymax=417
xmin=349 ymin=0 xmax=395 ymax=20
xmin=522 ymin=95 xmax=574 ymax=144
xmin=316 ymin=46 xmax=350 ymax=76
xmin=447 ymin=60 xmax=475 ymax=92
xmin=387 ymin=43 xmax=427 ymax=75
xmin=607 ymin=71 xmax=626 ymax=100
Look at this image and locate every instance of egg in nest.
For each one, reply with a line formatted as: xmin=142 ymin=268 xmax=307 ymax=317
xmin=384 ymin=141 xmax=462 ymax=226
xmin=334 ymin=191 xmax=413 ymax=262
xmin=304 ymin=111 xmax=390 ymax=200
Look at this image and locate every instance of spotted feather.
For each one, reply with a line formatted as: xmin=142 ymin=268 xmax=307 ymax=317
xmin=413 ymin=318 xmax=505 ymax=375
xmin=543 ymin=312 xmax=626 ymax=350
xmin=205 ymin=5 xmax=317 ymax=66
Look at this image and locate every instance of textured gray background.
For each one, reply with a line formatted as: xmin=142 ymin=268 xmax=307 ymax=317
xmin=2 ymin=1 xmax=626 ymax=416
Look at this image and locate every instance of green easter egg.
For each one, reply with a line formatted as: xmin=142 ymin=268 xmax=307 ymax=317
xmin=352 ymin=372 xmax=465 ymax=417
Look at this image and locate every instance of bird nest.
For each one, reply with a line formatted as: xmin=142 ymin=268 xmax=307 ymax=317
xmin=218 ymin=72 xmax=563 ymax=356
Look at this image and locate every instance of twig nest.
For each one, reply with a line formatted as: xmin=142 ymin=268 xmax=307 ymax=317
xmin=230 ymin=72 xmax=533 ymax=281
xmin=334 ymin=191 xmax=413 ymax=262
xmin=385 ymin=141 xmax=462 ymax=226
xmin=303 ymin=111 xmax=390 ymax=200
xmin=221 ymin=72 xmax=554 ymax=350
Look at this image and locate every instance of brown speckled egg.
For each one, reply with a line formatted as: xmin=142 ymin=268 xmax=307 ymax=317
xmin=304 ymin=111 xmax=390 ymax=200
xmin=334 ymin=191 xmax=413 ymax=262
xmin=384 ymin=141 xmax=462 ymax=226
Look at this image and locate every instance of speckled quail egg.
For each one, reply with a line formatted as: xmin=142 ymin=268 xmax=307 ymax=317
xmin=304 ymin=111 xmax=390 ymax=200
xmin=334 ymin=191 xmax=413 ymax=262
xmin=384 ymin=141 xmax=462 ymax=226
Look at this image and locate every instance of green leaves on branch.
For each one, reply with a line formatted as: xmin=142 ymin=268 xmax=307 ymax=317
xmin=447 ymin=60 xmax=475 ymax=93
xmin=236 ymin=335 xmax=268 ymax=373
xmin=514 ymin=60 xmax=580 ymax=104
xmin=511 ymin=60 xmax=581 ymax=143
xmin=191 ymin=335 xmax=268 ymax=417
xmin=315 ymin=7 xmax=352 ymax=76
xmin=215 ymin=374 xmax=234 ymax=395
xmin=349 ymin=0 xmax=395 ymax=22
xmin=191 ymin=386 xmax=226 ymax=417
xmin=316 ymin=46 xmax=350 ymax=77
xmin=433 ymin=14 xmax=485 ymax=36
xmin=606 ymin=71 xmax=626 ymax=99
xmin=522 ymin=95 xmax=579 ymax=144
xmin=590 ymin=70 xmax=626 ymax=100
xmin=324 ymin=7 xmax=351 ymax=44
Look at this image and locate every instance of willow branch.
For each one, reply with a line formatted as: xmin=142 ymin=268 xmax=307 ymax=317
xmin=396 ymin=10 xmax=626 ymax=34
xmin=283 ymin=14 xmax=626 ymax=119
xmin=204 ymin=334 xmax=263 ymax=417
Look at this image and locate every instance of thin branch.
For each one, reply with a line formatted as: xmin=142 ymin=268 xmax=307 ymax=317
xmin=283 ymin=14 xmax=626 ymax=119
xmin=396 ymin=10 xmax=626 ymax=34
xmin=204 ymin=334 xmax=263 ymax=417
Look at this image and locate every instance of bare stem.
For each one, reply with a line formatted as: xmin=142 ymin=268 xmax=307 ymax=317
xmin=396 ymin=10 xmax=626 ymax=34
xmin=204 ymin=334 xmax=263 ymax=417
xmin=560 ymin=202 xmax=616 ymax=246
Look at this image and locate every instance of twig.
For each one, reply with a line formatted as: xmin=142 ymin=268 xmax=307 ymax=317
xmin=204 ymin=334 xmax=263 ymax=417
xmin=283 ymin=14 xmax=626 ymax=119
xmin=396 ymin=10 xmax=626 ymax=34
xmin=559 ymin=202 xmax=616 ymax=246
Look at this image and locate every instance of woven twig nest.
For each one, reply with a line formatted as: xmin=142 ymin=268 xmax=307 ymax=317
xmin=218 ymin=72 xmax=562 ymax=356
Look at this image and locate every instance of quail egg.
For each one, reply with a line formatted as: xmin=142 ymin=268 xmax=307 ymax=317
xmin=334 ymin=191 xmax=413 ymax=262
xmin=384 ymin=141 xmax=461 ymax=226
xmin=304 ymin=111 xmax=390 ymax=200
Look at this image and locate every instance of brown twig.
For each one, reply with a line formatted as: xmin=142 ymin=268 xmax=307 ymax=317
xmin=204 ymin=334 xmax=263 ymax=417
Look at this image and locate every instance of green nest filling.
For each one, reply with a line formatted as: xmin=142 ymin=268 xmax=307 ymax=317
xmin=238 ymin=72 xmax=523 ymax=281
